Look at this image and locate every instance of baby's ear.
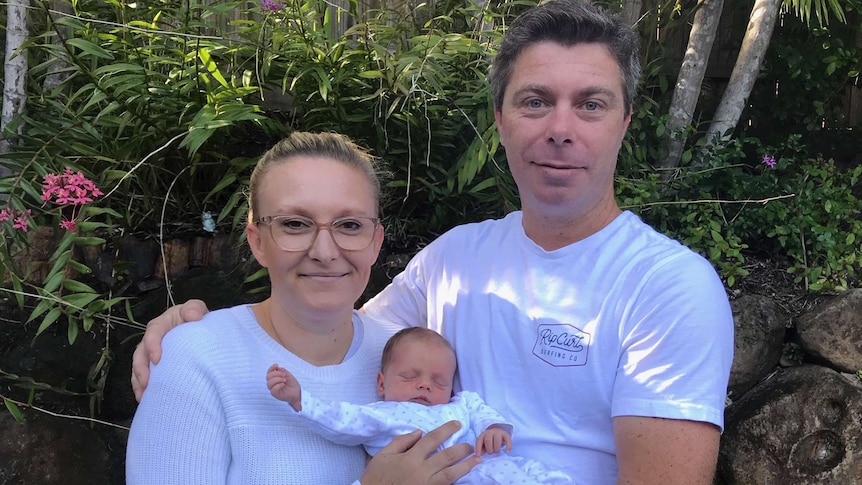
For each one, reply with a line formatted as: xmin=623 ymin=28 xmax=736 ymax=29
xmin=376 ymin=372 xmax=386 ymax=398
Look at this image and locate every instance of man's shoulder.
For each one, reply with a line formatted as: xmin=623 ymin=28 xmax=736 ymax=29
xmin=421 ymin=213 xmax=520 ymax=255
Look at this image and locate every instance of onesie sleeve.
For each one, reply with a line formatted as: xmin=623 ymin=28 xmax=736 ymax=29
xmin=126 ymin=332 xmax=231 ymax=484
xmin=297 ymin=393 xmax=418 ymax=453
xmin=612 ymin=252 xmax=734 ymax=430
xmin=457 ymin=391 xmax=514 ymax=438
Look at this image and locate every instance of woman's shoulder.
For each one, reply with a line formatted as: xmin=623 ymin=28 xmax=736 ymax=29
xmin=162 ymin=304 xmax=257 ymax=355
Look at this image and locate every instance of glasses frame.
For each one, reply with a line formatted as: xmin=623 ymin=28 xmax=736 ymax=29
xmin=254 ymin=214 xmax=380 ymax=252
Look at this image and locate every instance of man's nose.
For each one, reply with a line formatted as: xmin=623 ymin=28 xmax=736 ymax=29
xmin=546 ymin=107 xmax=575 ymax=146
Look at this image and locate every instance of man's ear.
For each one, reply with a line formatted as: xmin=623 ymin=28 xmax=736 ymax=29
xmin=376 ymin=371 xmax=386 ymax=398
xmin=494 ymin=107 xmax=507 ymax=148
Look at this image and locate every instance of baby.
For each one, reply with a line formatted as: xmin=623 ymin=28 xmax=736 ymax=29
xmin=267 ymin=327 xmax=574 ymax=484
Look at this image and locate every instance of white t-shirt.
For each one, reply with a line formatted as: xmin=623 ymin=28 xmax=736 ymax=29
xmin=126 ymin=306 xmax=402 ymax=484
xmin=363 ymin=210 xmax=734 ymax=484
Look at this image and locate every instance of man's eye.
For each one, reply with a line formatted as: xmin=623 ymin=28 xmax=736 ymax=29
xmin=584 ymin=101 xmax=599 ymax=111
xmin=528 ymin=99 xmax=544 ymax=109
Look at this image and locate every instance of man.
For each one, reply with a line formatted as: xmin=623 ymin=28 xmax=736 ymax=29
xmin=132 ymin=1 xmax=733 ymax=483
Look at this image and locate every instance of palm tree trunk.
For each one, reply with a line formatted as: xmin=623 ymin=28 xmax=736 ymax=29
xmin=658 ymin=0 xmax=725 ymax=172
xmin=701 ymin=0 xmax=781 ymax=158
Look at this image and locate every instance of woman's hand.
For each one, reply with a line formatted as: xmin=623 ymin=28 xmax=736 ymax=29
xmin=360 ymin=421 xmax=479 ymax=484
xmin=131 ymin=299 xmax=210 ymax=401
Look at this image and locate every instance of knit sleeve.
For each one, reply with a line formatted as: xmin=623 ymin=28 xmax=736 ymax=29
xmin=126 ymin=329 xmax=231 ymax=484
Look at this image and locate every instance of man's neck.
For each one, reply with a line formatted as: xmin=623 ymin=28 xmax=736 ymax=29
xmin=521 ymin=200 xmax=622 ymax=251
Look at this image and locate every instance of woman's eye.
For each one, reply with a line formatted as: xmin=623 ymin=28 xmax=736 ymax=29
xmin=335 ymin=219 xmax=363 ymax=232
xmin=281 ymin=218 xmax=312 ymax=231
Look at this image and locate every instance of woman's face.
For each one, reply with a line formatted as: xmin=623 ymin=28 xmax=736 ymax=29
xmin=247 ymin=155 xmax=384 ymax=319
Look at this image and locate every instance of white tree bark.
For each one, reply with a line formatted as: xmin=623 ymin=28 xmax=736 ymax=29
xmin=42 ymin=0 xmax=74 ymax=94
xmin=702 ymin=0 xmax=781 ymax=154
xmin=620 ymin=0 xmax=644 ymax=28
xmin=1 ymin=0 xmax=30 ymax=180
xmin=658 ymin=0 xmax=725 ymax=171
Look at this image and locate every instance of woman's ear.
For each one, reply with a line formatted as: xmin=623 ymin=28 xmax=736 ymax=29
xmin=369 ymin=222 xmax=385 ymax=265
xmin=246 ymin=223 xmax=269 ymax=268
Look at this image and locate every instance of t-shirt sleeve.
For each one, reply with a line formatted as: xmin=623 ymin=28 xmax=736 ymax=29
xmin=362 ymin=246 xmax=433 ymax=328
xmin=611 ymin=253 xmax=734 ymax=430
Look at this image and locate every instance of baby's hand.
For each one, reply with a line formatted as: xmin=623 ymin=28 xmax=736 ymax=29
xmin=266 ymin=363 xmax=302 ymax=411
xmin=475 ymin=425 xmax=512 ymax=457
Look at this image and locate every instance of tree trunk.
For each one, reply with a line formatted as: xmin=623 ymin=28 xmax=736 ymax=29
xmin=658 ymin=0 xmax=725 ymax=171
xmin=620 ymin=0 xmax=644 ymax=27
xmin=701 ymin=0 xmax=781 ymax=157
xmin=42 ymin=0 xmax=74 ymax=94
xmin=1 ymin=0 xmax=30 ymax=181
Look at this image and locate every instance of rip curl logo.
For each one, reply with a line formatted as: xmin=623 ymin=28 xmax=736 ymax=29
xmin=533 ymin=323 xmax=590 ymax=367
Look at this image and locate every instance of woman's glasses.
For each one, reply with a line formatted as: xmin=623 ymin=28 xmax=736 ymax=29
xmin=255 ymin=215 xmax=379 ymax=252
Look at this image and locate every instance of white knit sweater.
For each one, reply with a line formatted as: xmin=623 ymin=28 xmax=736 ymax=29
xmin=126 ymin=305 xmax=402 ymax=484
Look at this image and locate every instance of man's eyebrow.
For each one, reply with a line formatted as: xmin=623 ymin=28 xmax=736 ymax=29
xmin=510 ymin=84 xmax=619 ymax=101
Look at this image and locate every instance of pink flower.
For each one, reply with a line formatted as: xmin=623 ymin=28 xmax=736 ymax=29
xmin=41 ymin=167 xmax=103 ymax=206
xmin=12 ymin=210 xmax=32 ymax=232
xmin=59 ymin=218 xmax=77 ymax=232
xmin=260 ymin=0 xmax=281 ymax=12
xmin=1 ymin=208 xmax=31 ymax=232
xmin=762 ymin=155 xmax=777 ymax=168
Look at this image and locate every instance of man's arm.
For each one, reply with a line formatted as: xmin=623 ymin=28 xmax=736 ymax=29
xmin=614 ymin=416 xmax=720 ymax=485
xmin=360 ymin=421 xmax=479 ymax=485
xmin=131 ymin=299 xmax=210 ymax=401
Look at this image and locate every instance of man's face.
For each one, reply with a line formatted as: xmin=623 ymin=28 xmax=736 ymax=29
xmin=495 ymin=41 xmax=631 ymax=225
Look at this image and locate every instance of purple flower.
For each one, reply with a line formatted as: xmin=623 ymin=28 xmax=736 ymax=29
xmin=762 ymin=155 xmax=777 ymax=168
xmin=260 ymin=0 xmax=281 ymax=12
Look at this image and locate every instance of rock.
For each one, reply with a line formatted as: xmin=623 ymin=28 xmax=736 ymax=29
xmin=718 ymin=365 xmax=862 ymax=484
xmin=728 ymin=295 xmax=788 ymax=399
xmin=0 ymin=410 xmax=118 ymax=484
xmin=797 ymin=289 xmax=862 ymax=373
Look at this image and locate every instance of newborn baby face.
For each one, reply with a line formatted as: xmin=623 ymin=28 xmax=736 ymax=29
xmin=376 ymin=339 xmax=456 ymax=406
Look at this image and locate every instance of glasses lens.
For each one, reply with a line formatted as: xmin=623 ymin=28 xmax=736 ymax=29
xmin=270 ymin=216 xmax=315 ymax=251
xmin=331 ymin=218 xmax=376 ymax=250
xmin=268 ymin=216 xmax=376 ymax=251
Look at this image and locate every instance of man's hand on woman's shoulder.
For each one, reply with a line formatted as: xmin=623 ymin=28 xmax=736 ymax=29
xmin=131 ymin=299 xmax=210 ymax=401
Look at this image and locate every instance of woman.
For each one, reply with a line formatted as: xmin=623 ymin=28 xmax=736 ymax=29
xmin=126 ymin=132 xmax=470 ymax=484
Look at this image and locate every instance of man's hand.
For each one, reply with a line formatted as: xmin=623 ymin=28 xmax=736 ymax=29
xmin=474 ymin=425 xmax=512 ymax=457
xmin=361 ymin=421 xmax=479 ymax=484
xmin=131 ymin=299 xmax=210 ymax=402
xmin=266 ymin=363 xmax=302 ymax=410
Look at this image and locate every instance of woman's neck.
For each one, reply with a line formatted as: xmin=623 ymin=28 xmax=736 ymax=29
xmin=253 ymin=299 xmax=354 ymax=366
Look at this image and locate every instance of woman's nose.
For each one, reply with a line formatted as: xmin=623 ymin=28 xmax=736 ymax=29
xmin=306 ymin=227 xmax=339 ymax=261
